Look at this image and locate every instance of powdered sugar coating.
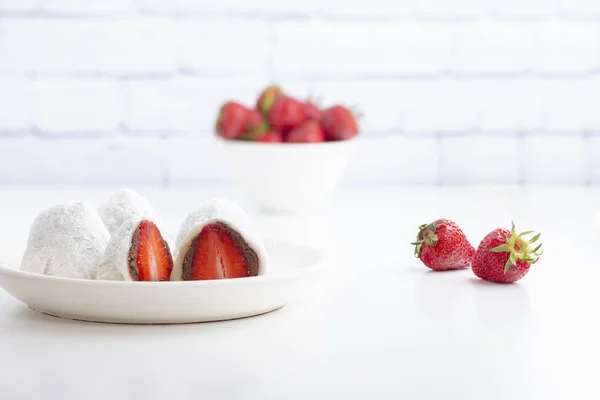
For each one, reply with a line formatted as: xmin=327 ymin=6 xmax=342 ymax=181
xmin=171 ymin=198 xmax=268 ymax=281
xmin=20 ymin=202 xmax=110 ymax=279
xmin=98 ymin=189 xmax=159 ymax=235
xmin=95 ymin=217 xmax=142 ymax=281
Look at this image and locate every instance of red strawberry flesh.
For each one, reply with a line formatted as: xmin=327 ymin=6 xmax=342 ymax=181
xmin=128 ymin=220 xmax=173 ymax=281
xmin=182 ymin=222 xmax=259 ymax=281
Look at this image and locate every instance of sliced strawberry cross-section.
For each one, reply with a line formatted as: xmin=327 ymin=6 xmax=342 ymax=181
xmin=182 ymin=222 xmax=259 ymax=281
xmin=128 ymin=220 xmax=173 ymax=281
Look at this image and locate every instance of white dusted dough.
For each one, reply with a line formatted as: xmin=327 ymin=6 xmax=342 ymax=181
xmin=171 ymin=198 xmax=268 ymax=281
xmin=20 ymin=202 xmax=110 ymax=279
xmin=98 ymin=189 xmax=159 ymax=234
xmin=95 ymin=217 xmax=141 ymax=281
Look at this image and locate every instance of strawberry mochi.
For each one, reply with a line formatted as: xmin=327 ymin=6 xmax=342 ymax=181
xmin=20 ymin=202 xmax=110 ymax=279
xmin=98 ymin=188 xmax=159 ymax=235
xmin=95 ymin=217 xmax=173 ymax=281
xmin=171 ymin=198 xmax=268 ymax=281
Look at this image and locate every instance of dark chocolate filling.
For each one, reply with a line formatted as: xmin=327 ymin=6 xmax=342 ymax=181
xmin=182 ymin=222 xmax=260 ymax=280
xmin=128 ymin=225 xmax=142 ymax=281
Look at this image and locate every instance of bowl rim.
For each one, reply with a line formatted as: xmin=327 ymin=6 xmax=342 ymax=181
xmin=217 ymin=136 xmax=359 ymax=148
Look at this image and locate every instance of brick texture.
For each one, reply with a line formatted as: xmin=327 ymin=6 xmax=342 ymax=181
xmin=0 ymin=137 xmax=165 ymax=184
xmin=0 ymin=1 xmax=597 ymax=185
xmin=273 ymin=21 xmax=452 ymax=77
xmin=30 ymin=79 xmax=122 ymax=133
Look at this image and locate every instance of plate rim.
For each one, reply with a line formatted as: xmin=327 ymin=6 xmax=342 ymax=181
xmin=0 ymin=239 xmax=324 ymax=288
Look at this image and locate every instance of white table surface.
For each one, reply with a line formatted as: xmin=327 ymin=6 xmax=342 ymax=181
xmin=0 ymin=185 xmax=598 ymax=400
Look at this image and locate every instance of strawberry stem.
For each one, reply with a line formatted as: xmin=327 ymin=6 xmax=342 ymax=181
xmin=491 ymin=221 xmax=543 ymax=274
xmin=350 ymin=105 xmax=364 ymax=120
xmin=306 ymin=93 xmax=323 ymax=106
xmin=412 ymin=220 xmax=447 ymax=258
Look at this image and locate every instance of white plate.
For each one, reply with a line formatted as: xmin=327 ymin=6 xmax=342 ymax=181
xmin=0 ymin=240 xmax=324 ymax=324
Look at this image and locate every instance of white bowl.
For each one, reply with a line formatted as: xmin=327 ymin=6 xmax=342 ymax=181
xmin=221 ymin=138 xmax=356 ymax=213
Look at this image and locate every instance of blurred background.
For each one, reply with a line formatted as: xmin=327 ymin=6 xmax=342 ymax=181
xmin=0 ymin=0 xmax=597 ymax=187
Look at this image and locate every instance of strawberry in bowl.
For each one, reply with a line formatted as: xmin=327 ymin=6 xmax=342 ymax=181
xmin=214 ymin=85 xmax=360 ymax=212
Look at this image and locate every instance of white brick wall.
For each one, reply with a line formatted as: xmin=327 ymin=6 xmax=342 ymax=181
xmin=491 ymin=0 xmax=558 ymax=15
xmin=274 ymin=21 xmax=452 ymax=77
xmin=415 ymin=0 xmax=485 ymax=16
xmin=453 ymin=22 xmax=535 ymax=73
xmin=31 ymin=79 xmax=121 ymax=133
xmin=0 ymin=19 xmax=176 ymax=75
xmin=0 ymin=0 xmax=598 ymax=186
xmin=0 ymin=0 xmax=36 ymax=12
xmin=0 ymin=137 xmax=165 ymax=184
xmin=176 ymin=20 xmax=270 ymax=74
xmin=125 ymin=77 xmax=269 ymax=132
xmin=138 ymin=0 xmax=321 ymax=15
xmin=479 ymin=79 xmax=542 ymax=132
xmin=40 ymin=0 xmax=136 ymax=14
xmin=0 ymin=78 xmax=30 ymax=131
xmin=559 ymin=0 xmax=600 ymax=16
xmin=523 ymin=135 xmax=586 ymax=185
xmin=536 ymin=21 xmax=599 ymax=73
xmin=439 ymin=136 xmax=522 ymax=184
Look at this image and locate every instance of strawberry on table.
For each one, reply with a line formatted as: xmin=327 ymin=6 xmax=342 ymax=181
xmin=286 ymin=121 xmax=326 ymax=143
xmin=472 ymin=222 xmax=543 ymax=284
xmin=215 ymin=101 xmax=251 ymax=140
xmin=256 ymin=85 xmax=283 ymax=117
xmin=412 ymin=218 xmax=475 ymax=271
xmin=321 ymin=105 xmax=359 ymax=141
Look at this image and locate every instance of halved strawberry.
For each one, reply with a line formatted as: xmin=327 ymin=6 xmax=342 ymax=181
xmin=128 ymin=220 xmax=173 ymax=281
xmin=182 ymin=222 xmax=259 ymax=280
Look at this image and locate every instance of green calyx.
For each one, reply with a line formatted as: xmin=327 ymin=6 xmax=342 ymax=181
xmin=259 ymin=85 xmax=282 ymax=116
xmin=349 ymin=105 xmax=364 ymax=121
xmin=239 ymin=121 xmax=270 ymax=141
xmin=214 ymin=109 xmax=223 ymax=135
xmin=411 ymin=220 xmax=448 ymax=258
xmin=306 ymin=93 xmax=323 ymax=106
xmin=491 ymin=221 xmax=543 ymax=274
